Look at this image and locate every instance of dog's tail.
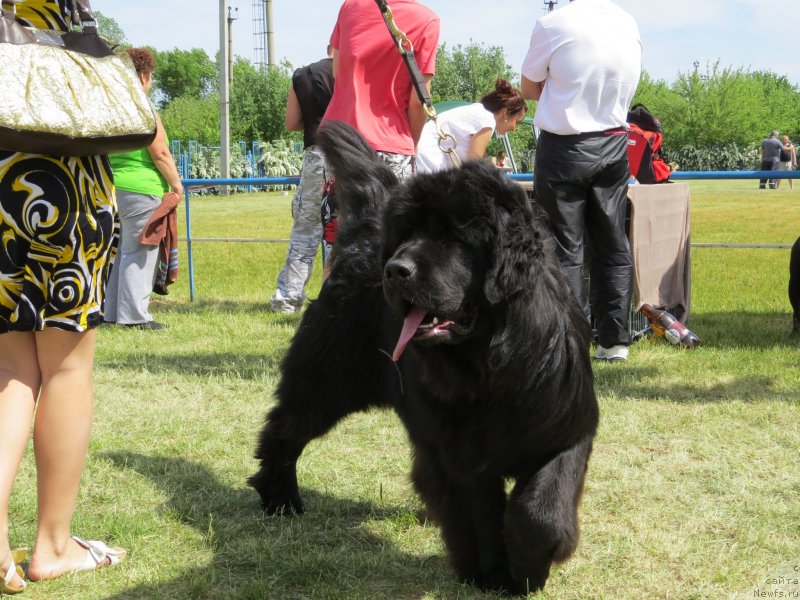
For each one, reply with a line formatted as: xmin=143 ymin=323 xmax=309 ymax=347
xmin=316 ymin=120 xmax=398 ymax=220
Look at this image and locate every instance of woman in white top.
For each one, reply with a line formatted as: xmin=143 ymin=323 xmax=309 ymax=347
xmin=416 ymin=79 xmax=528 ymax=173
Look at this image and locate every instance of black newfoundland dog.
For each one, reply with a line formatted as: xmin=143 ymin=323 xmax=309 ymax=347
xmin=250 ymin=121 xmax=598 ymax=595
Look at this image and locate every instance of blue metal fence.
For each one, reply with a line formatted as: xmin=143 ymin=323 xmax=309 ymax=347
xmin=180 ymin=171 xmax=800 ymax=301
xmin=171 ymin=142 xmax=269 ymax=182
xmin=180 ymin=177 xmax=300 ymax=300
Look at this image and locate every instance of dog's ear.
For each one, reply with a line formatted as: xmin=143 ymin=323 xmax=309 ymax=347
xmin=485 ymin=195 xmax=543 ymax=304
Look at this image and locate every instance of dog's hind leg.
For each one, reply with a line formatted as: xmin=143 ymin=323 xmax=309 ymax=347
xmin=411 ymin=452 xmax=516 ymax=594
xmin=503 ymin=436 xmax=594 ymax=594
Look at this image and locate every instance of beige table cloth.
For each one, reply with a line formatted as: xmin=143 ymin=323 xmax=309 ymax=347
xmin=628 ymin=182 xmax=692 ymax=321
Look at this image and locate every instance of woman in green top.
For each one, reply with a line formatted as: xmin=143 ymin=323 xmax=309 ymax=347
xmin=106 ymin=48 xmax=183 ymax=330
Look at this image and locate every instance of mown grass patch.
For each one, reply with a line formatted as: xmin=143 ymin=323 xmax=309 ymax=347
xmin=8 ymin=181 xmax=799 ymax=599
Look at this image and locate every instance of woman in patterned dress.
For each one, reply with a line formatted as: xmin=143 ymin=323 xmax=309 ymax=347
xmin=0 ymin=0 xmax=126 ymax=591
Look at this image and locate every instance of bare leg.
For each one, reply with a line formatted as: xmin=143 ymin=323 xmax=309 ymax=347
xmin=26 ymin=329 xmax=102 ymax=581
xmin=0 ymin=332 xmax=40 ymax=589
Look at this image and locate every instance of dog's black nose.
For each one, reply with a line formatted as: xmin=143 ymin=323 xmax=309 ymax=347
xmin=384 ymin=257 xmax=416 ymax=281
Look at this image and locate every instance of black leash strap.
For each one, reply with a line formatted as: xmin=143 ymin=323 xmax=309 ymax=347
xmin=374 ymin=0 xmax=460 ymax=167
xmin=375 ymin=0 xmax=433 ymax=118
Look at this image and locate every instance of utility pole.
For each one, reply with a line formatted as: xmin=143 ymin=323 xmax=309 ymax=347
xmin=219 ymin=0 xmax=230 ymax=194
xmin=228 ymin=6 xmax=238 ymax=89
xmin=266 ymin=0 xmax=274 ymax=68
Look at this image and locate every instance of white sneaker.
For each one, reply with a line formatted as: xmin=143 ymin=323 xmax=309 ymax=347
xmin=595 ymin=345 xmax=629 ymax=362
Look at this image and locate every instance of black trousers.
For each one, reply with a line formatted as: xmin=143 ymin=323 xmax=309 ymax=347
xmin=534 ymin=130 xmax=633 ymax=347
xmin=759 ymin=160 xmax=777 ymax=189
xmin=790 ymin=236 xmax=800 ymax=332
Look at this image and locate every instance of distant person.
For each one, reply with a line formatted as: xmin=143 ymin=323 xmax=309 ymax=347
xmin=759 ymin=130 xmax=783 ymax=189
xmin=1 ymin=1 xmax=126 ymax=591
xmin=319 ymin=0 xmax=440 ymax=260
xmin=495 ymin=150 xmax=507 ymax=168
xmin=416 ymin=79 xmax=527 ymax=174
xmin=776 ymin=135 xmax=796 ymax=189
xmin=521 ymin=0 xmax=642 ymax=362
xmin=790 ymin=236 xmax=800 ymax=335
xmin=106 ymin=48 xmax=184 ymax=330
xmin=270 ymin=49 xmax=335 ymax=313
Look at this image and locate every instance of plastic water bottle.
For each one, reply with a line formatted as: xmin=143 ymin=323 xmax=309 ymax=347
xmin=639 ymin=303 xmax=701 ymax=349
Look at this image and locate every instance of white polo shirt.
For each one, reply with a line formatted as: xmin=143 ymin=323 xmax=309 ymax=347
xmin=521 ymin=0 xmax=642 ymax=135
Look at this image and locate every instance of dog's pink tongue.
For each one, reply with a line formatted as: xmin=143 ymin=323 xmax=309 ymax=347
xmin=392 ymin=305 xmax=427 ymax=361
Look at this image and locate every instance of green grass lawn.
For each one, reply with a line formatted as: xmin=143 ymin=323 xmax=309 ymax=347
xmin=8 ymin=181 xmax=799 ymax=599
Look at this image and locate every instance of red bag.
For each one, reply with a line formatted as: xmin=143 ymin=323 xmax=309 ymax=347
xmin=627 ymin=123 xmax=671 ymax=184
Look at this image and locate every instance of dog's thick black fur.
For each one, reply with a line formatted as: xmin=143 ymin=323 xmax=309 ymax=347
xmin=249 ymin=121 xmax=599 ymax=595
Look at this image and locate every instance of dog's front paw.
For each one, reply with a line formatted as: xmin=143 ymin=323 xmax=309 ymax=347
xmin=247 ymin=470 xmax=304 ymax=516
xmin=261 ymin=492 xmax=305 ymax=516
xmin=469 ymin=568 xmax=545 ymax=597
xmin=506 ymin=568 xmax=548 ymax=596
xmin=467 ymin=569 xmax=517 ymax=596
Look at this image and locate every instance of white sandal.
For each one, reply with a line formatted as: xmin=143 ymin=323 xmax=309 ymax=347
xmin=71 ymin=536 xmax=127 ymax=572
xmin=0 ymin=548 xmax=28 ymax=595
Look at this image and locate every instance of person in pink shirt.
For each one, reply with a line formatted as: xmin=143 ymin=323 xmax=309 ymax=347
xmin=322 ymin=0 xmax=440 ymax=178
xmin=319 ymin=0 xmax=440 ymax=262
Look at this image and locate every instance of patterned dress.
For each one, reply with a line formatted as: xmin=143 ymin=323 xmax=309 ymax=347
xmin=0 ymin=0 xmax=118 ymax=333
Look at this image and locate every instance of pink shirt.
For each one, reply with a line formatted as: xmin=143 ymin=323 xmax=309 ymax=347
xmin=323 ymin=0 xmax=439 ymax=155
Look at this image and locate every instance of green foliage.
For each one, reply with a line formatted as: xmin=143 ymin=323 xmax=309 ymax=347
xmin=161 ymin=95 xmax=220 ymax=146
xmin=183 ymin=145 xmax=254 ymax=181
xmin=230 ymin=59 xmax=293 ymax=143
xmin=154 ymin=48 xmax=218 ymax=104
xmin=751 ymin=70 xmax=800 ymax=137
xmin=668 ymin=63 xmax=765 ymax=147
xmin=668 ymin=143 xmax=761 ymax=172
xmin=230 ymin=145 xmax=256 ymax=179
xmin=94 ymin=10 xmax=126 ymax=46
xmin=176 ymin=140 xmax=302 ymax=192
xmin=258 ymin=139 xmax=303 ymax=180
xmin=187 ymin=145 xmax=220 ymax=180
xmin=158 ymin=59 xmax=293 ymax=149
xmin=431 ymin=42 xmax=516 ymax=104
xmin=634 ymin=63 xmax=800 ymax=163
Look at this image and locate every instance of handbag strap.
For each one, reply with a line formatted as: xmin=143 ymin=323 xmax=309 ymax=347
xmin=71 ymin=0 xmax=98 ymax=30
xmin=1 ymin=0 xmax=97 ymax=32
xmin=1 ymin=0 xmax=15 ymax=18
xmin=0 ymin=0 xmax=36 ymax=43
xmin=0 ymin=0 xmax=112 ymax=55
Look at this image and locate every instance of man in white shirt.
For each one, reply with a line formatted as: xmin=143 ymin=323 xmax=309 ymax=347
xmin=521 ymin=0 xmax=642 ymax=362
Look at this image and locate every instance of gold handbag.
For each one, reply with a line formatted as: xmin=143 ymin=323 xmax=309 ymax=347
xmin=0 ymin=0 xmax=157 ymax=156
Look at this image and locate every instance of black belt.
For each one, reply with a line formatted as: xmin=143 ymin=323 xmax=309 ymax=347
xmin=540 ymin=127 xmax=627 ymax=141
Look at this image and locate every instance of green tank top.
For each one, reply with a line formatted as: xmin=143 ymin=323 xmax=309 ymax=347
xmin=110 ymin=141 xmax=170 ymax=196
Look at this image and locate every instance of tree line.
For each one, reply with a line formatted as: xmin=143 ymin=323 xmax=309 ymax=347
xmin=99 ymin=12 xmax=800 ymax=172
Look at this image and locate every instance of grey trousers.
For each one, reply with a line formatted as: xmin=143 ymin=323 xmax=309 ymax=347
xmin=271 ymin=147 xmax=327 ymax=313
xmin=104 ymin=190 xmax=161 ymax=324
xmin=534 ymin=130 xmax=633 ymax=348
